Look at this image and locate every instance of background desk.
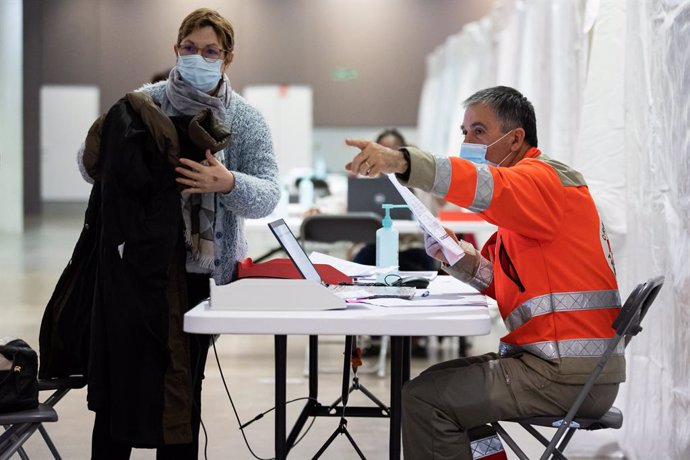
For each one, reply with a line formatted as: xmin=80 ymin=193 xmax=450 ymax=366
xmin=184 ymin=279 xmax=491 ymax=459
xmin=244 ymin=215 xmax=497 ymax=262
xmin=245 ymin=215 xmax=496 ymax=238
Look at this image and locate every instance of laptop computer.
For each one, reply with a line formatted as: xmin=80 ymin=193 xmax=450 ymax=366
xmin=268 ymin=219 xmax=416 ymax=300
xmin=347 ymin=177 xmax=414 ymax=220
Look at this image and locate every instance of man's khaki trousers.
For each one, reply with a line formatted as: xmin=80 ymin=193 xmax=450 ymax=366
xmin=401 ymin=352 xmax=619 ymax=459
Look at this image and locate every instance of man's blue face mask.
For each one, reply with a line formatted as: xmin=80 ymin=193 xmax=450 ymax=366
xmin=460 ymin=130 xmax=513 ymax=166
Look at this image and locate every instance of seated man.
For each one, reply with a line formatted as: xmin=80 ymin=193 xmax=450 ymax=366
xmin=345 ymin=86 xmax=623 ymax=459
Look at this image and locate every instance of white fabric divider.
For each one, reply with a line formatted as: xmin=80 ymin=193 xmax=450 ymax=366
xmin=416 ymin=0 xmax=589 ymax=165
xmin=443 ymin=19 xmax=495 ymax=159
xmin=620 ymin=1 xmax=690 ymax=458
xmin=573 ymin=1 xmax=628 ymax=284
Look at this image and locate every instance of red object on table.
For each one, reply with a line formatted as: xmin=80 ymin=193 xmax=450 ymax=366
xmin=437 ymin=209 xmax=485 ymax=221
xmin=236 ymin=258 xmax=352 ymax=285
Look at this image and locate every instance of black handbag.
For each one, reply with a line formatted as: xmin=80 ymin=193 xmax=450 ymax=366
xmin=0 ymin=338 xmax=39 ymax=413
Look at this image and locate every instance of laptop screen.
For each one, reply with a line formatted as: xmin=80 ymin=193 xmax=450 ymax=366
xmin=268 ymin=219 xmax=323 ymax=283
xmin=347 ymin=176 xmax=413 ymax=220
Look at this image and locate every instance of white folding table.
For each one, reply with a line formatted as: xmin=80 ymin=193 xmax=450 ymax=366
xmin=184 ymin=277 xmax=491 ymax=459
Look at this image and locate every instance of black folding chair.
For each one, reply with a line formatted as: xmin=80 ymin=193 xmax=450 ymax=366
xmin=0 ymin=375 xmax=86 ymax=460
xmin=300 ymin=212 xmax=382 ymax=246
xmin=492 ymin=276 xmax=664 ymax=460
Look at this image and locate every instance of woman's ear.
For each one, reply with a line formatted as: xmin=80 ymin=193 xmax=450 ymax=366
xmin=222 ymin=51 xmax=235 ymax=73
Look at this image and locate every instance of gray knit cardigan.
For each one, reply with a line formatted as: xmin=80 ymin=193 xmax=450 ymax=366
xmin=141 ymin=82 xmax=280 ymax=285
xmin=76 ymin=81 xmax=280 ymax=285
xmin=79 ymin=84 xmax=279 ymax=283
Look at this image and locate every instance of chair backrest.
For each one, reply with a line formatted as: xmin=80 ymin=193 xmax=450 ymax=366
xmin=300 ymin=213 xmax=382 ymax=245
xmin=584 ymin=276 xmax=665 ymax=383
xmin=513 ymin=276 xmax=666 ymax=460
xmin=558 ymin=276 xmax=664 ymax=424
xmin=612 ymin=276 xmax=664 ymax=348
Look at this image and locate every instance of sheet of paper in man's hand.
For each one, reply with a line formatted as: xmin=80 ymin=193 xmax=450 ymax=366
xmin=387 ymin=174 xmax=465 ymax=265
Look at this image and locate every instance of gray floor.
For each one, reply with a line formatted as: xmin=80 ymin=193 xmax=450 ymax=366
xmin=0 ymin=204 xmax=624 ymax=459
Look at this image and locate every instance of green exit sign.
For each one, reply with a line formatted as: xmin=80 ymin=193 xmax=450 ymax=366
xmin=331 ymin=68 xmax=359 ymax=81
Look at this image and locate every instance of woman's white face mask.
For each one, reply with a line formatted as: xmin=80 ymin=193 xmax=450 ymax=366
xmin=459 ymin=130 xmax=513 ymax=166
xmin=176 ymin=54 xmax=223 ymax=92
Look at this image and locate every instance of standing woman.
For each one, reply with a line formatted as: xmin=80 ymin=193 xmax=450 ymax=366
xmin=80 ymin=8 xmax=280 ymax=459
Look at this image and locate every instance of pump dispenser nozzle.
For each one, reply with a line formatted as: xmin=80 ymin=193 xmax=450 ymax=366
xmin=376 ymin=204 xmax=409 ymax=271
xmin=381 ymin=204 xmax=409 ymax=228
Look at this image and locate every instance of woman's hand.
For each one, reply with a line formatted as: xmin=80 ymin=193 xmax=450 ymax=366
xmin=175 ymin=150 xmax=235 ymax=194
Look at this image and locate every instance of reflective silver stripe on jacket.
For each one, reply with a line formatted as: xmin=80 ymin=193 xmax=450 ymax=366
xmin=504 ymin=290 xmax=621 ymax=332
xmin=471 ymin=434 xmax=504 ymax=459
xmin=468 ymin=163 xmax=494 ymax=212
xmin=469 ymin=256 xmax=493 ymax=292
xmin=432 ymin=156 xmax=452 ymax=196
xmin=499 ymin=338 xmax=624 ymax=360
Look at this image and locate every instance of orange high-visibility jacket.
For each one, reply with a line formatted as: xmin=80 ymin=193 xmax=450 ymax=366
xmin=418 ymin=147 xmax=623 ymax=382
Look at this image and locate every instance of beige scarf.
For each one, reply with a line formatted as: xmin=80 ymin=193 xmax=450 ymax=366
xmin=165 ymin=69 xmax=232 ymax=273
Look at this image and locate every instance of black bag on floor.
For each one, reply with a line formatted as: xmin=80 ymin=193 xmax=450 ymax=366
xmin=0 ymin=338 xmax=39 ymax=413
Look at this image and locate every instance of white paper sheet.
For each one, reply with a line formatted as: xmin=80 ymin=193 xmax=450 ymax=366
xmin=309 ymin=252 xmax=439 ymax=283
xmin=360 ymin=294 xmax=487 ymax=308
xmin=309 ymin=251 xmax=396 ymax=276
xmin=386 ymin=174 xmax=465 ymax=265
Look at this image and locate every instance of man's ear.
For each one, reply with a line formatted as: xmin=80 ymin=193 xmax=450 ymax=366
xmin=511 ymin=128 xmax=526 ymax=151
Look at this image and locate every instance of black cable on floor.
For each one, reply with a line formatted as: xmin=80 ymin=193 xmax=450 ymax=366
xmin=212 ymin=339 xmax=319 ymax=460
xmin=200 ymin=417 xmax=208 ymax=460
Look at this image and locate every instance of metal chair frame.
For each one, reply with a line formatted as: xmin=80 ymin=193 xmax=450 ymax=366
xmin=0 ymin=375 xmax=86 ymax=460
xmin=492 ymin=276 xmax=664 ymax=460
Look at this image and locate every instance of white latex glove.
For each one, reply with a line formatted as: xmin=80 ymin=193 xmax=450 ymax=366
xmin=424 ymin=227 xmax=460 ymax=265
xmin=424 ymin=231 xmax=446 ymax=263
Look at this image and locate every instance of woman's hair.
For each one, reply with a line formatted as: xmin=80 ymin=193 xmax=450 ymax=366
xmin=177 ymin=8 xmax=235 ymax=63
xmin=376 ymin=128 xmax=407 ymax=147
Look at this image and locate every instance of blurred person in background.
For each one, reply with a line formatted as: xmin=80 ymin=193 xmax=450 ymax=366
xmin=150 ymin=67 xmax=172 ymax=84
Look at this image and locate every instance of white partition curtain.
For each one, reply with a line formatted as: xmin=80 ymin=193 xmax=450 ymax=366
xmin=416 ymin=0 xmax=690 ymax=458
xmin=417 ymin=0 xmax=589 ymax=163
xmin=619 ymin=1 xmax=690 ymax=459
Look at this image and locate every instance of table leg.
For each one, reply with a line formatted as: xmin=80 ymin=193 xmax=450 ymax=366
xmin=275 ymin=335 xmax=287 ymax=460
xmin=389 ymin=336 xmax=403 ymax=460
xmin=402 ymin=336 xmax=411 ymax=383
xmin=286 ymin=335 xmax=319 ymax=451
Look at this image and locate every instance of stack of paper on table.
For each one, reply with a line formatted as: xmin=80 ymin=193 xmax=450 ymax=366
xmin=309 ymin=251 xmax=437 ymax=281
xmin=360 ymin=293 xmax=487 ymax=308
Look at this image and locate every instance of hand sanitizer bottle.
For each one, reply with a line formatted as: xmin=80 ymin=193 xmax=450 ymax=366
xmin=298 ymin=176 xmax=314 ymax=209
xmin=314 ymin=156 xmax=327 ymax=180
xmin=376 ymin=204 xmax=408 ymax=270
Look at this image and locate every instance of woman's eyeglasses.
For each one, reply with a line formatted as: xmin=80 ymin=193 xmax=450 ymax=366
xmin=177 ymin=43 xmax=228 ymax=63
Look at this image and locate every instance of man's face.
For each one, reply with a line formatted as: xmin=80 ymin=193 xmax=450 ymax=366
xmin=461 ymin=103 xmax=515 ymax=166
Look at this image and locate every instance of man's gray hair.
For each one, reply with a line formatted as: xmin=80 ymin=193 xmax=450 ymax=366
xmin=463 ymin=86 xmax=538 ymax=147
